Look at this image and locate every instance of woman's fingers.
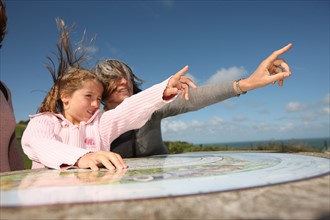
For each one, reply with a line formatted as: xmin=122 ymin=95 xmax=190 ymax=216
xmin=279 ymin=62 xmax=291 ymax=77
xmin=180 ymin=76 xmax=197 ymax=89
xmin=180 ymin=82 xmax=190 ymax=100
xmin=269 ymin=59 xmax=291 ymax=87
xmin=266 ymin=48 xmax=291 ymax=87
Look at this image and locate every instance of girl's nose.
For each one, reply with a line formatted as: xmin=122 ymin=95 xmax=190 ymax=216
xmin=91 ymin=99 xmax=100 ymax=108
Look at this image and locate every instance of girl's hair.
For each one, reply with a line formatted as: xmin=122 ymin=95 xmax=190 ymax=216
xmin=38 ymin=18 xmax=101 ymax=114
xmin=94 ymin=59 xmax=144 ymax=102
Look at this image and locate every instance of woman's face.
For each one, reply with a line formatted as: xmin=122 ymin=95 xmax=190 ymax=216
xmin=61 ymin=79 xmax=103 ymax=125
xmin=104 ymin=76 xmax=133 ymax=110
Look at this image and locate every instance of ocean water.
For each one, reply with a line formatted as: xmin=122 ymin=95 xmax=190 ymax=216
xmin=202 ymin=137 xmax=330 ymax=152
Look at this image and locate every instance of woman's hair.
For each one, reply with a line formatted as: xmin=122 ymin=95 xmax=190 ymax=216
xmin=94 ymin=59 xmax=144 ymax=102
xmin=0 ymin=0 xmax=7 ymax=47
xmin=38 ymin=18 xmax=101 ymax=114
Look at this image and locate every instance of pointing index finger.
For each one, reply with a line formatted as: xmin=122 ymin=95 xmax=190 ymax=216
xmin=266 ymin=43 xmax=293 ymax=64
xmin=172 ymin=65 xmax=189 ymax=80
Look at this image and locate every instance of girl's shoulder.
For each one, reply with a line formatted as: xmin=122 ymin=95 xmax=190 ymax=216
xmin=29 ymin=112 xmax=62 ymax=119
xmin=28 ymin=112 xmax=66 ymax=124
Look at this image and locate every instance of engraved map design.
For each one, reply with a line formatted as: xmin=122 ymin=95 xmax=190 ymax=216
xmin=1 ymin=152 xmax=329 ymax=206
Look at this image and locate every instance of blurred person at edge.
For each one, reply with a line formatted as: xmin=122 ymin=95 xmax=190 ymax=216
xmin=0 ymin=0 xmax=24 ymax=172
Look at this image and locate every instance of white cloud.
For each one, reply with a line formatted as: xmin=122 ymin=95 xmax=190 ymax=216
xmin=210 ymin=117 xmax=225 ymax=125
xmin=220 ymin=100 xmax=239 ymax=108
xmin=258 ymin=109 xmax=270 ymax=115
xmin=285 ymin=102 xmax=309 ymax=112
xmin=321 ymin=107 xmax=330 ymax=115
xmin=278 ymin=112 xmax=322 ymax=122
xmin=233 ymin=115 xmax=247 ymax=122
xmin=162 ymin=120 xmax=188 ymax=132
xmin=279 ymin=123 xmax=295 ymax=132
xmin=252 ymin=122 xmax=272 ymax=131
xmin=191 ymin=120 xmax=205 ymax=127
xmin=323 ymin=93 xmax=330 ymax=105
xmin=205 ymin=66 xmax=247 ymax=85
xmin=301 ymin=113 xmax=319 ymax=121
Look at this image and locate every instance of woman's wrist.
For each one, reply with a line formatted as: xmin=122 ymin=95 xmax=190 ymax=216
xmin=233 ymin=78 xmax=248 ymax=96
xmin=238 ymin=78 xmax=253 ymax=92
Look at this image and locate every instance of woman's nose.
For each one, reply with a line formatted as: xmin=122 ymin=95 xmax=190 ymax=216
xmin=119 ymin=77 xmax=128 ymax=85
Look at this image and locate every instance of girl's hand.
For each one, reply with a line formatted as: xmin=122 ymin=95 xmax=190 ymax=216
xmin=163 ymin=65 xmax=197 ymax=100
xmin=76 ymin=151 xmax=127 ymax=171
xmin=75 ymin=169 xmax=127 ymax=183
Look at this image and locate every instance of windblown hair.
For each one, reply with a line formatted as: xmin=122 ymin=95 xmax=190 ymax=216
xmin=38 ymin=18 xmax=101 ymax=114
xmin=0 ymin=0 xmax=7 ymax=47
xmin=94 ymin=59 xmax=144 ymax=103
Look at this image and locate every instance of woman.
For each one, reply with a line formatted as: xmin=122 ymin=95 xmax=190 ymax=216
xmin=94 ymin=43 xmax=292 ymax=157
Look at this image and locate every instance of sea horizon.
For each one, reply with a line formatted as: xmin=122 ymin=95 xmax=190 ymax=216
xmin=200 ymin=136 xmax=330 ymax=151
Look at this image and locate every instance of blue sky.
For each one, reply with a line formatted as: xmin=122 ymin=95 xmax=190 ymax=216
xmin=1 ymin=0 xmax=329 ymax=144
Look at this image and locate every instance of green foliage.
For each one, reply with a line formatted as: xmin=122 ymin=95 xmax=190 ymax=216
xmin=15 ymin=121 xmax=31 ymax=169
xmin=253 ymin=141 xmax=319 ymax=153
xmin=15 ymin=124 xmax=26 ymax=139
xmin=165 ymin=140 xmax=322 ymax=154
xmin=165 ymin=141 xmax=228 ymax=154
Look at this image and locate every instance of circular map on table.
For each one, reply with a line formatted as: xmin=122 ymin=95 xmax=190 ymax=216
xmin=1 ymin=152 xmax=329 ymax=207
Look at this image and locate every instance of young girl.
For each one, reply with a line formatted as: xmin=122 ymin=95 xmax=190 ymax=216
xmin=21 ymin=19 xmax=195 ymax=171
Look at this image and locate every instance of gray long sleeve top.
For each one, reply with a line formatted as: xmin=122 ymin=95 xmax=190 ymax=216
xmin=110 ymin=81 xmax=237 ymax=157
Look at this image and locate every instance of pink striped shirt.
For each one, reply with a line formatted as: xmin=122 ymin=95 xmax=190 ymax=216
xmin=22 ymin=78 xmax=173 ymax=170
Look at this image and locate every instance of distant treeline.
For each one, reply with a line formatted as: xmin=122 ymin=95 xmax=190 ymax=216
xmin=15 ymin=120 xmax=29 ymax=139
xmin=165 ymin=140 xmax=326 ymax=154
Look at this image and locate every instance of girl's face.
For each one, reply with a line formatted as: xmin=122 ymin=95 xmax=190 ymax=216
xmin=61 ymin=79 xmax=103 ymax=125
